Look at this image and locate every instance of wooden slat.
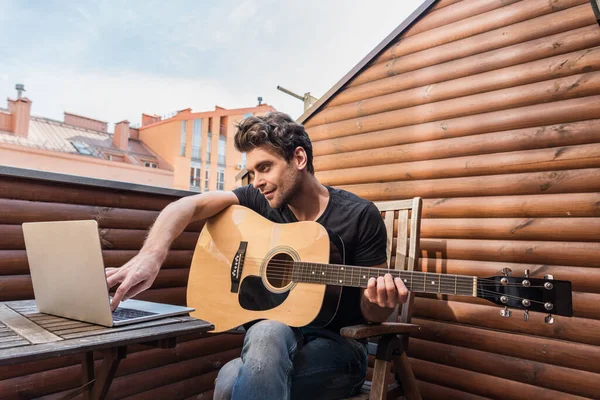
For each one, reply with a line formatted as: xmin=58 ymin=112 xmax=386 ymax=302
xmin=315 ymin=119 xmax=600 ymax=172
xmin=395 ymin=210 xmax=409 ymax=270
xmin=346 ymin=3 xmax=593 ymax=89
xmin=410 ymin=357 xmax=589 ymax=400
xmin=401 ymin=0 xmax=521 ymax=40
xmin=413 ymin=318 xmax=600 ymax=374
xmin=0 ymin=198 xmax=205 ymax=232
xmin=369 ymin=0 xmax=588 ymax=69
xmin=0 ymin=226 xmax=199 ymax=250
xmin=418 ymin=258 xmax=600 ymax=294
xmin=0 ymin=333 xmax=241 ymax=382
xmin=419 ymin=217 xmax=600 ymax=242
xmin=341 ymin=168 xmax=600 ymax=201
xmin=419 ymin=238 xmax=600 ymax=267
xmin=120 ymin=370 xmax=219 ymax=400
xmin=311 ymin=70 xmax=600 ymax=141
xmin=311 ymin=43 xmax=600 ymax=129
xmin=0 ymin=304 xmax=60 ymax=344
xmin=0 ymin=177 xmax=180 ymax=211
xmin=327 ymin=24 xmax=600 ymax=110
xmin=318 ymin=142 xmax=600 ymax=186
xmin=417 ymin=380 xmax=492 ymax=400
xmin=383 ymin=211 xmax=394 ymax=264
xmin=0 ymin=250 xmax=193 ymax=276
xmin=414 ymin=297 xmax=600 ymax=346
xmin=0 ymin=337 xmax=241 ymax=399
xmin=420 ymin=193 xmax=600 ymax=218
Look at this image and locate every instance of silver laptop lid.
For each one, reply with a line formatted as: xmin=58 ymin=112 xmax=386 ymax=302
xmin=22 ymin=220 xmax=114 ymax=326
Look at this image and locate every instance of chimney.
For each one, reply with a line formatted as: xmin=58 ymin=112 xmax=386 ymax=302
xmin=257 ymin=96 xmax=263 ymax=106
xmin=113 ymin=120 xmax=130 ymax=151
xmin=7 ymin=84 xmax=32 ymax=137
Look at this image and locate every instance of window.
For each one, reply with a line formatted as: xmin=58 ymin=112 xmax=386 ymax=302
xmin=243 ymin=112 xmax=253 ymax=119
xmin=144 ymin=161 xmax=157 ymax=168
xmin=192 ymin=119 xmax=202 ymax=160
xmin=190 ymin=165 xmax=201 ymax=188
xmin=71 ymin=141 xmax=92 ymax=155
xmin=180 ymin=120 xmax=187 ymax=156
xmin=206 ymin=133 xmax=211 ymax=163
xmin=204 ymin=166 xmax=210 ymax=192
xmin=217 ymin=167 xmax=225 ymax=190
xmin=241 ymin=152 xmax=247 ymax=169
xmin=218 ymin=135 xmax=226 ymax=166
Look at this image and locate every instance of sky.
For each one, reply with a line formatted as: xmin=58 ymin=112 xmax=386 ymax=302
xmin=0 ymin=0 xmax=423 ymax=127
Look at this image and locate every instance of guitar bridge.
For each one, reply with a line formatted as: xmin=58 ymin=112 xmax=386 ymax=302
xmin=230 ymin=241 xmax=248 ymax=293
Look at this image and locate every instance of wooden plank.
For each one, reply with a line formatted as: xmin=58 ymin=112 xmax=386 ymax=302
xmin=0 ymin=317 xmax=212 ymax=366
xmin=414 ymin=297 xmax=600 ymax=346
xmin=0 ymin=304 xmax=60 ymax=344
xmin=375 ymin=199 xmax=414 ymax=212
xmin=326 ymin=24 xmax=600 ymax=110
xmin=318 ymin=142 xmax=600 ymax=186
xmin=0 ymin=198 xmax=205 ymax=232
xmin=315 ymin=119 xmax=600 ymax=171
xmin=347 ymin=2 xmax=592 ymax=88
xmin=341 ymin=168 xmax=600 ymax=201
xmin=0 ymin=176 xmax=180 ymax=211
xmin=0 ymin=340 xmax=29 ymax=350
xmin=411 ymin=358 xmax=589 ymax=400
xmin=314 ymin=95 xmax=600 ymax=157
xmin=408 ymin=337 xmax=600 ymax=398
xmin=0 ymin=226 xmax=199 ymax=251
xmin=383 ymin=211 xmax=394 ymax=264
xmin=312 ymin=43 xmax=600 ymax=129
xmin=396 ymin=210 xmax=409 ymax=270
xmin=310 ymin=70 xmax=600 ymax=141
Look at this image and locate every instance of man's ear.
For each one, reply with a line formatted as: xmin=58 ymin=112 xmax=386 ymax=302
xmin=293 ymin=146 xmax=308 ymax=171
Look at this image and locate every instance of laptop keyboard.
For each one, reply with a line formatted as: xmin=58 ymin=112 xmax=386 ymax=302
xmin=112 ymin=307 xmax=158 ymax=322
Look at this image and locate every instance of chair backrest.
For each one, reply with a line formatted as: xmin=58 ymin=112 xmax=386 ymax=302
xmin=374 ymin=197 xmax=423 ymax=324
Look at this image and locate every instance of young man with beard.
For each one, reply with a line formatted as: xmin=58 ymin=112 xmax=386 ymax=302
xmin=106 ymin=112 xmax=409 ymax=400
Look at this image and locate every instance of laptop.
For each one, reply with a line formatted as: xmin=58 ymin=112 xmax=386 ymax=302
xmin=22 ymin=220 xmax=194 ymax=327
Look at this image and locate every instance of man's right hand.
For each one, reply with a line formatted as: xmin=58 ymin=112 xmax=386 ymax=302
xmin=106 ymin=252 xmax=162 ymax=310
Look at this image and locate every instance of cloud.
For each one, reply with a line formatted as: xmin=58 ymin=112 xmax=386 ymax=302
xmin=0 ymin=0 xmax=424 ymax=122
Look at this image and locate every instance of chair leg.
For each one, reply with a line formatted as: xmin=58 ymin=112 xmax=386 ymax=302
xmin=392 ymin=353 xmax=421 ymax=400
xmin=370 ymin=359 xmax=391 ymax=400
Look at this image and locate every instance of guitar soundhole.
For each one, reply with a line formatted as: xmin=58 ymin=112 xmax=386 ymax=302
xmin=266 ymin=253 xmax=294 ymax=289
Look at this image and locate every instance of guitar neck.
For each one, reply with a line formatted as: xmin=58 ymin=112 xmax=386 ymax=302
xmin=291 ymin=262 xmax=478 ymax=297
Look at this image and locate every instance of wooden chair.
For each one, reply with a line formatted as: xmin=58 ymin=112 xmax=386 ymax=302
xmin=342 ymin=197 xmax=423 ymax=400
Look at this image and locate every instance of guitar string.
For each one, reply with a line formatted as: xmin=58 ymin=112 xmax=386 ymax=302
xmin=236 ymin=254 xmax=539 ymax=285
xmin=236 ymin=257 xmax=545 ymax=288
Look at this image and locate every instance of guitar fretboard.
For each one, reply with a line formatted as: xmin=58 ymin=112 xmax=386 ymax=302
xmin=290 ymin=262 xmax=477 ymax=297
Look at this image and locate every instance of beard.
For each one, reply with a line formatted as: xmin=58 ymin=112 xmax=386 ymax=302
xmin=270 ymin=168 xmax=302 ymax=209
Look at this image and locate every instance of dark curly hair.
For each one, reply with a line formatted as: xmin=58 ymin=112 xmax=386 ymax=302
xmin=234 ymin=111 xmax=314 ymax=174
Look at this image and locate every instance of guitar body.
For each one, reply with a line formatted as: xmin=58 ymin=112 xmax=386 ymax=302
xmin=187 ymin=205 xmax=343 ymax=333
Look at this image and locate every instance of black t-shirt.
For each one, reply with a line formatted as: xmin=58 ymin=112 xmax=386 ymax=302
xmin=233 ymin=184 xmax=387 ymax=333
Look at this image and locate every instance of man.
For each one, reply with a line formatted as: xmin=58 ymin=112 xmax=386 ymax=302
xmin=106 ymin=112 xmax=409 ymax=399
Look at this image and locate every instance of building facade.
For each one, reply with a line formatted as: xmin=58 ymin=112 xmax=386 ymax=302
xmin=138 ymin=103 xmax=275 ymax=192
xmin=0 ymin=89 xmax=172 ymax=188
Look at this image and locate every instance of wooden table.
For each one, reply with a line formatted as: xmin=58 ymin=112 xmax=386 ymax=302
xmin=0 ymin=300 xmax=214 ymax=400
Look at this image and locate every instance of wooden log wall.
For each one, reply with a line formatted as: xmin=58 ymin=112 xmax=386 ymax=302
xmin=0 ymin=171 xmax=240 ymax=399
xmin=305 ymin=0 xmax=600 ymax=398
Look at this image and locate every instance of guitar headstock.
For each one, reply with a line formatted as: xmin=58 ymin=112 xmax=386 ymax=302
xmin=477 ymin=269 xmax=572 ymax=323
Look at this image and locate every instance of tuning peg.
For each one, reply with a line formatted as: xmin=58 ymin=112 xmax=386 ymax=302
xmin=524 ymin=310 xmax=529 ymax=322
xmin=544 ymin=274 xmax=554 ymax=280
xmin=500 ymin=306 xmax=511 ymax=318
xmin=524 ymin=269 xmax=530 ymax=278
xmin=545 ymin=314 xmax=555 ymax=324
xmin=501 ymin=268 xmax=512 ymax=277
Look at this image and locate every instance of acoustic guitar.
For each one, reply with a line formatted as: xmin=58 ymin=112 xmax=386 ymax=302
xmin=187 ymin=206 xmax=573 ymax=333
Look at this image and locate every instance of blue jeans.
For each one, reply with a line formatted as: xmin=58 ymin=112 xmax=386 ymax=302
xmin=214 ymin=320 xmax=368 ymax=400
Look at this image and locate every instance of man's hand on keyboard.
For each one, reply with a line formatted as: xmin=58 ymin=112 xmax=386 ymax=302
xmin=105 ymin=252 xmax=162 ymax=311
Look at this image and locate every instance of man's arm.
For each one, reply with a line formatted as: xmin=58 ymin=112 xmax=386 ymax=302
xmin=106 ymin=190 xmax=239 ymax=310
xmin=360 ymin=264 xmax=410 ymax=323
